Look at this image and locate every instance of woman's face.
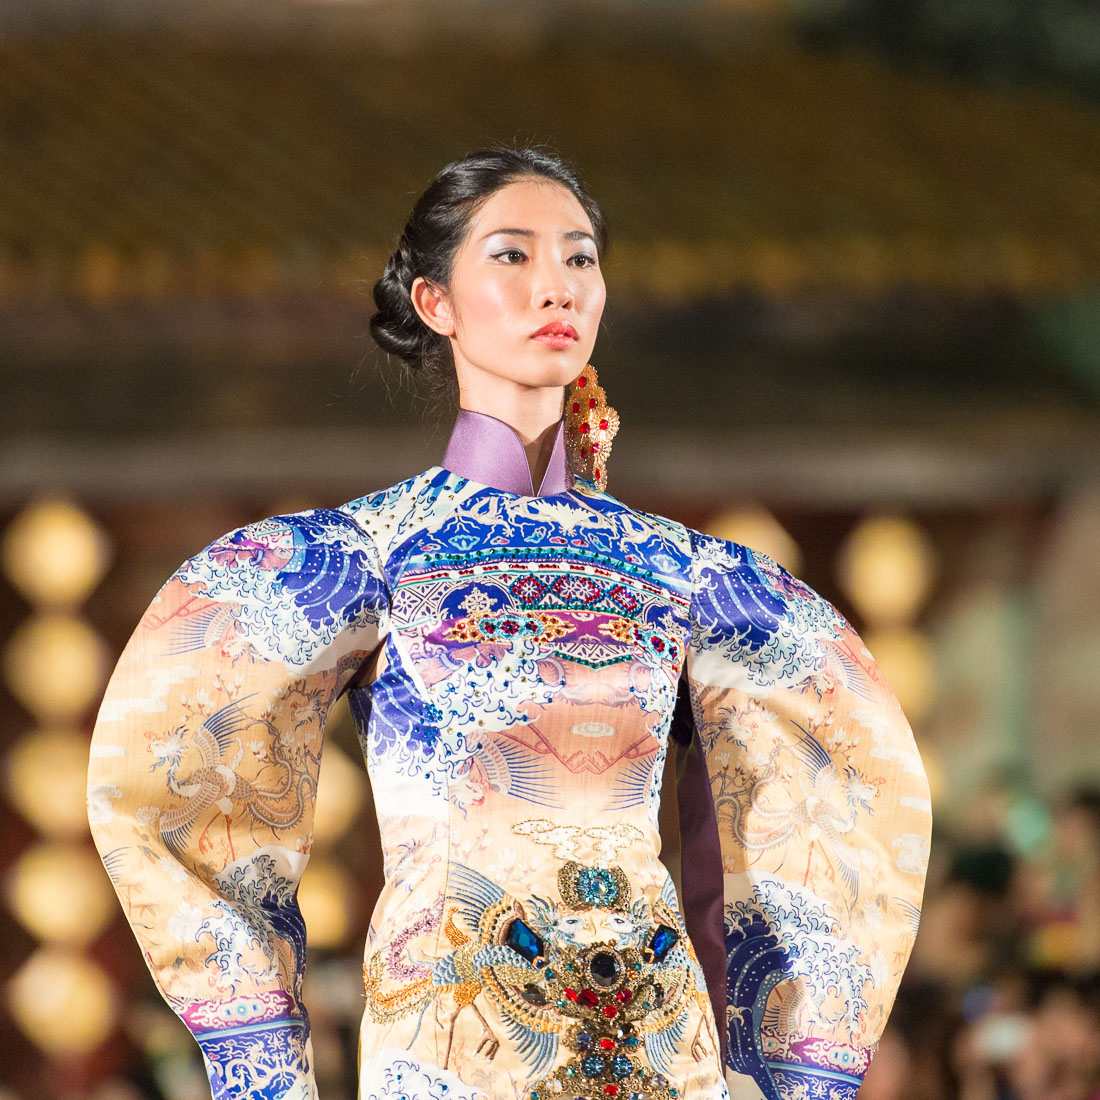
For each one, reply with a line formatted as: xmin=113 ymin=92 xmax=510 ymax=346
xmin=414 ymin=177 xmax=606 ymax=395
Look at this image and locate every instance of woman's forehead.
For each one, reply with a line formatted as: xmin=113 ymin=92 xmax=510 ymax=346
xmin=468 ymin=178 xmax=592 ymax=237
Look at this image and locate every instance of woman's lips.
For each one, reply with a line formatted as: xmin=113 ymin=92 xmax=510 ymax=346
xmin=532 ymin=322 xmax=578 ymax=348
xmin=533 ymin=332 xmax=578 ymax=348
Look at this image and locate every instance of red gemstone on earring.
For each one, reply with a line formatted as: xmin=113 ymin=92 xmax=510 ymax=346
xmin=579 ymin=423 xmax=589 ymax=434
xmin=577 ymin=376 xmax=587 ymax=387
xmin=589 ymin=397 xmax=597 ymax=408
xmin=599 ymin=419 xmax=608 ymax=430
xmin=595 ymin=469 xmax=601 ymax=479
xmin=572 ymin=401 xmax=581 ymax=414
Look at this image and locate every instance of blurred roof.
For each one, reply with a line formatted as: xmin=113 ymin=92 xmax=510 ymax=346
xmin=2 ymin=4 xmax=1099 ymax=502
xmin=1 ymin=4 xmax=1099 ymax=302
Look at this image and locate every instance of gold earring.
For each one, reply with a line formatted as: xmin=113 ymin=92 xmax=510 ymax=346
xmin=565 ymin=363 xmax=619 ymax=489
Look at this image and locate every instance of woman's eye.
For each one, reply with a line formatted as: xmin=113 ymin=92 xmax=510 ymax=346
xmin=494 ymin=249 xmax=526 ymax=263
xmin=571 ymin=253 xmax=597 ymax=269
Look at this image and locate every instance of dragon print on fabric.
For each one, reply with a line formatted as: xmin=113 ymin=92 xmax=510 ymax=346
xmin=88 ymin=436 xmax=931 ymax=1100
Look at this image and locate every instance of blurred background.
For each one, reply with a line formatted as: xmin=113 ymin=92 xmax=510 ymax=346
xmin=2 ymin=0 xmax=1100 ymax=1097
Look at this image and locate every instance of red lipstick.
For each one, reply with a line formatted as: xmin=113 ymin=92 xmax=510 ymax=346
xmin=532 ymin=321 xmax=578 ymax=348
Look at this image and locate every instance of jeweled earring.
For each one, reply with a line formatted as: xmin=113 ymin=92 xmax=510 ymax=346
xmin=565 ymin=363 xmax=619 ymax=489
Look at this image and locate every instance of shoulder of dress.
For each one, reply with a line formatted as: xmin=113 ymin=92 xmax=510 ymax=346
xmin=337 ymin=466 xmax=461 ymax=555
xmin=579 ymin=481 xmax=694 ymax=544
xmin=170 ymin=504 xmax=390 ymax=663
xmin=177 ymin=505 xmax=384 ymax=587
xmin=684 ymin=524 xmax=848 ymax=627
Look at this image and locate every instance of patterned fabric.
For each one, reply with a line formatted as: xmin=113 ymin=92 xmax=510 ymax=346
xmin=87 ymin=411 xmax=931 ymax=1100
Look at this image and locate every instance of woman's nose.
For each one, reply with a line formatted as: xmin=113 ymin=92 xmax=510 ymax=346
xmin=531 ymin=259 xmax=574 ymax=308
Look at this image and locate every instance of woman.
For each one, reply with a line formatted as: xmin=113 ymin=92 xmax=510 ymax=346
xmin=87 ymin=145 xmax=932 ymax=1100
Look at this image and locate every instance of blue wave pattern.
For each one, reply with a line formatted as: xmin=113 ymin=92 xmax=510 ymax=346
xmin=177 ymin=509 xmax=388 ymax=667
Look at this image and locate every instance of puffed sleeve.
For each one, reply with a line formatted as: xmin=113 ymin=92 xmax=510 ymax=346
xmin=86 ymin=508 xmax=388 ymax=1100
xmin=678 ymin=529 xmax=932 ymax=1100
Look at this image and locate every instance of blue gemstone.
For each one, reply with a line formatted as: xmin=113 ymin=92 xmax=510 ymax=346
xmin=647 ymin=924 xmax=679 ymax=962
xmin=504 ymin=918 xmax=545 ymax=963
xmin=581 ymin=1054 xmax=606 ymax=1078
xmin=588 ymin=950 xmax=622 ymax=987
xmin=576 ymin=866 xmax=619 ymax=906
xmin=574 ymin=1031 xmax=593 ymax=1051
xmin=611 ymin=1056 xmax=634 ymax=1079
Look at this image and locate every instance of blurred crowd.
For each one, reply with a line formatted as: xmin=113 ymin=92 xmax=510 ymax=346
xmin=860 ymin=785 xmax=1100 ymax=1100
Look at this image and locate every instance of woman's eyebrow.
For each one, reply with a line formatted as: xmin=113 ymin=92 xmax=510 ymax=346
xmin=478 ymin=227 xmax=596 ymax=244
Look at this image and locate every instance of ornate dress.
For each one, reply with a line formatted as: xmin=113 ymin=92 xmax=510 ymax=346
xmin=87 ymin=397 xmax=932 ymax=1100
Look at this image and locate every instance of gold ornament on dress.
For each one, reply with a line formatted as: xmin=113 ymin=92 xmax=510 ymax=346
xmin=565 ymin=363 xmax=619 ymax=489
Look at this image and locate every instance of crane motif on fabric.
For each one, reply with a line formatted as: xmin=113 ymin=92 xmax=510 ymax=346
xmin=362 ymin=857 xmax=717 ymax=1100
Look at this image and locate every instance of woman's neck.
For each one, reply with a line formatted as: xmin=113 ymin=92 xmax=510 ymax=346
xmin=457 ymin=383 xmax=565 ymax=492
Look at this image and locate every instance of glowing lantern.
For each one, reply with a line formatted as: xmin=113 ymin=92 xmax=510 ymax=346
xmin=837 ymin=514 xmax=936 ymax=627
xmin=312 ymin=742 xmax=368 ymax=847
xmin=5 ymin=842 xmax=117 ymax=947
xmin=1 ymin=497 xmax=110 ymax=609
xmin=708 ymin=505 xmax=803 ymax=576
xmin=4 ymin=727 xmax=93 ymax=839
xmin=2 ymin=613 xmax=109 ymax=722
xmin=7 ymin=947 xmax=117 ymax=1055
xmin=863 ymin=626 xmax=937 ymax=725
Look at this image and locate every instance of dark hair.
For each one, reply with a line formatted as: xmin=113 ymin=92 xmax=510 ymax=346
xmin=369 ymin=143 xmax=610 ymax=401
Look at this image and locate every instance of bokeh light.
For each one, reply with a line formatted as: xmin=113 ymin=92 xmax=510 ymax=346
xmin=1 ymin=497 xmax=110 ymax=609
xmin=5 ymin=841 xmax=117 ymax=946
xmin=4 ymin=727 xmax=95 ymax=839
xmin=837 ymin=514 xmax=937 ymax=627
xmin=312 ymin=743 xmax=368 ymax=847
xmin=707 ymin=505 xmax=803 ymax=576
xmin=7 ymin=947 xmax=117 ymax=1055
xmin=2 ymin=613 xmax=110 ymax=722
xmin=862 ymin=626 xmax=938 ymax=725
xmin=298 ymin=860 xmax=354 ymax=950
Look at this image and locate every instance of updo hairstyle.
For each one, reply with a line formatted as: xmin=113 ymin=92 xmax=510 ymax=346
xmin=369 ymin=143 xmax=610 ymax=401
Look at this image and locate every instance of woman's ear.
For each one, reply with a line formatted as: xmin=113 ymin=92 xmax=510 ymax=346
xmin=410 ymin=276 xmax=455 ymax=337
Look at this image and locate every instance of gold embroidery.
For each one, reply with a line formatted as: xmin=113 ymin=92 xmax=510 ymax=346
xmin=362 ymin=953 xmax=434 ymax=1022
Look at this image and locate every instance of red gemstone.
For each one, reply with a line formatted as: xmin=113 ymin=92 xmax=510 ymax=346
xmin=579 ymin=989 xmax=599 ymax=1007
xmin=604 ymin=1088 xmax=619 ymax=1097
xmin=572 ymin=401 xmax=581 ymax=413
xmin=589 ymin=397 xmax=597 ymax=408
xmin=616 ymin=989 xmax=632 ymax=1002
xmin=595 ymin=469 xmax=601 ymax=479
xmin=580 ymin=423 xmax=589 ymax=433
xmin=600 ymin=1038 xmax=615 ymax=1050
xmin=599 ymin=419 xmax=608 ymax=429
xmin=578 ymin=376 xmax=588 ymax=387
xmin=564 ymin=988 xmax=578 ymax=1002
xmin=602 ymin=1005 xmax=618 ymax=1017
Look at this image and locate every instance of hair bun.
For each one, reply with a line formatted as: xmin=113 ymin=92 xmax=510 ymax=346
xmin=369 ymin=242 xmax=430 ymax=370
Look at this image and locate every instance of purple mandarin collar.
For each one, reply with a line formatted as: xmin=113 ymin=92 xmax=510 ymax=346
xmin=440 ymin=408 xmax=573 ymax=498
